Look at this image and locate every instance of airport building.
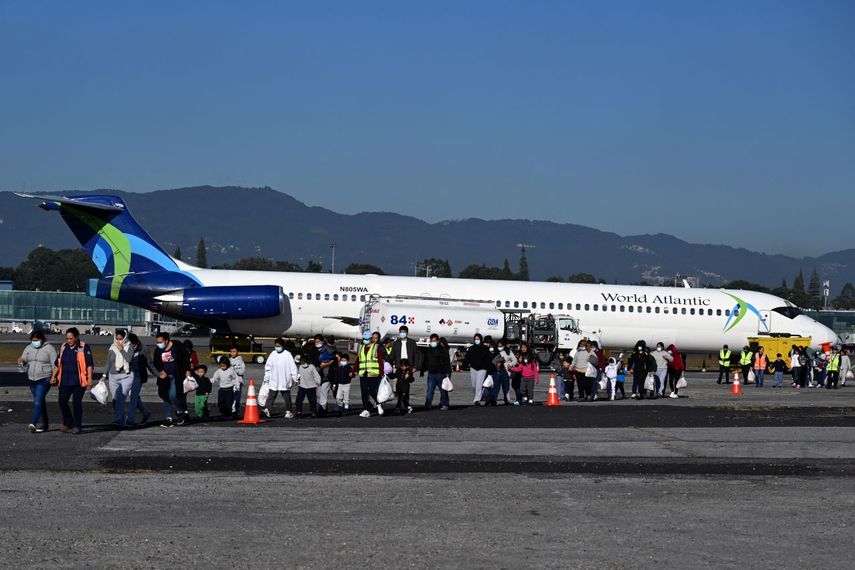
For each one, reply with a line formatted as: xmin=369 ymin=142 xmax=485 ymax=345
xmin=0 ymin=290 xmax=179 ymax=334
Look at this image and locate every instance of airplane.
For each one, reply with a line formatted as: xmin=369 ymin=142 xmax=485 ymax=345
xmin=18 ymin=193 xmax=840 ymax=352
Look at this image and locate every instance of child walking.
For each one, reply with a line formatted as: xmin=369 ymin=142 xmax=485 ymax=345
xmin=772 ymin=353 xmax=787 ymax=388
xmin=331 ymin=353 xmax=356 ymax=417
xmin=615 ymin=359 xmax=627 ymax=399
xmin=604 ymin=357 xmax=618 ymax=401
xmin=295 ymin=353 xmax=321 ymax=418
xmin=396 ymin=358 xmax=415 ymax=415
xmin=193 ymin=364 xmax=212 ymax=418
xmin=212 ymin=356 xmax=240 ymax=419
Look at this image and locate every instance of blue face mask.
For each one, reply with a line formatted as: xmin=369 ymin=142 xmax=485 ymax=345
xmin=339 ymin=361 xmax=349 ymax=367
xmin=399 ymin=332 xmax=407 ymax=339
xmin=275 ymin=346 xmax=284 ymax=353
xmin=430 ymin=341 xmax=438 ymax=348
xmin=31 ymin=341 xmax=43 ymax=349
xmin=474 ymin=339 xmax=481 ymax=345
xmin=363 ymin=339 xmax=371 ymax=345
xmin=156 ymin=342 xmax=166 ymax=350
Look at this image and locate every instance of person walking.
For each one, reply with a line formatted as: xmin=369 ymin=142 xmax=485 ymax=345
xmin=628 ymin=343 xmax=648 ymax=399
xmin=125 ymin=333 xmax=152 ymax=427
xmin=494 ymin=340 xmax=516 ymax=404
xmin=356 ymin=331 xmax=385 ymax=418
xmin=212 ymin=356 xmax=240 ymax=418
xmin=652 ymin=342 xmax=672 ymax=398
xmin=739 ymin=346 xmax=753 ymax=384
xmin=462 ymin=333 xmax=493 ymax=405
xmin=390 ymin=325 xmax=424 ymax=391
xmin=717 ymin=344 xmax=732 ymax=384
xmin=789 ymin=345 xmax=801 ymax=388
xmin=826 ymin=349 xmax=841 ymax=389
xmin=839 ymin=348 xmax=851 ymax=387
xmin=571 ymin=342 xmax=590 ymax=402
xmin=227 ymin=346 xmax=246 ymax=419
xmin=771 ymin=353 xmax=787 ymax=388
xmin=51 ymin=328 xmax=94 ymax=434
xmin=666 ymin=344 xmax=684 ymax=398
xmin=752 ymin=346 xmax=769 ymax=388
xmin=421 ymin=333 xmax=451 ymax=411
xmin=260 ymin=337 xmax=299 ymax=419
xmin=18 ymin=330 xmax=57 ymax=433
xmin=101 ymin=329 xmax=135 ymax=428
xmin=152 ymin=332 xmax=190 ymax=426
xmin=295 ymin=352 xmax=322 ymax=418
xmin=510 ymin=342 xmax=539 ymax=405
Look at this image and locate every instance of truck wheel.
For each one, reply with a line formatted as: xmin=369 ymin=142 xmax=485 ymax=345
xmin=254 ymin=354 xmax=265 ymax=365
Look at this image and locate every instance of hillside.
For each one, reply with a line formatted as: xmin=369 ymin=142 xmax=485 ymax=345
xmin=1 ymin=186 xmax=853 ymax=292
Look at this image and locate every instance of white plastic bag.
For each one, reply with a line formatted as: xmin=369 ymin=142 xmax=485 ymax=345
xmin=644 ymin=373 xmax=655 ymax=392
xmin=258 ymin=381 xmax=270 ymax=407
xmin=441 ymin=376 xmax=454 ymax=392
xmin=847 ymin=370 xmax=854 ymax=380
xmin=377 ymin=376 xmax=393 ymax=403
xmin=747 ymin=369 xmax=756 ymax=384
xmin=598 ymin=378 xmax=607 ymax=391
xmin=90 ymin=379 xmax=109 ymax=406
xmin=676 ymin=376 xmax=688 ymax=389
xmin=182 ymin=377 xmax=198 ymax=393
xmin=483 ymin=376 xmax=494 ymax=389
xmin=585 ymin=363 xmax=599 ymax=378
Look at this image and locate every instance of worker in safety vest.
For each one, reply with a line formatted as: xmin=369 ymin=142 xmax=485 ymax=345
xmin=50 ymin=327 xmax=94 ymax=434
xmin=717 ymin=344 xmax=732 ymax=384
xmin=739 ymin=346 xmax=753 ymax=384
xmin=752 ymin=346 xmax=769 ymax=388
xmin=355 ymin=330 xmax=385 ymax=418
xmin=826 ymin=349 xmax=841 ymax=390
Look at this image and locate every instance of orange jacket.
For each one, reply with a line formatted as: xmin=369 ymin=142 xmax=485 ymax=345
xmin=56 ymin=342 xmax=92 ymax=388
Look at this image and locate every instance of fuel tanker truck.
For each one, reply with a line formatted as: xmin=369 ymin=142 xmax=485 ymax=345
xmin=360 ymin=295 xmax=600 ymax=365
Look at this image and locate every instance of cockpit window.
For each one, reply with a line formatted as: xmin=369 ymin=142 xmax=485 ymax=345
xmin=559 ymin=318 xmax=577 ymax=332
xmin=772 ymin=306 xmax=803 ymax=319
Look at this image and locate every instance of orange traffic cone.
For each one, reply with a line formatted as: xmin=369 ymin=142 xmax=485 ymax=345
xmin=547 ymin=374 xmax=561 ymax=407
xmin=731 ymin=371 xmax=742 ymax=396
xmin=237 ymin=379 xmax=265 ymax=424
xmin=455 ymin=363 xmax=461 ymax=373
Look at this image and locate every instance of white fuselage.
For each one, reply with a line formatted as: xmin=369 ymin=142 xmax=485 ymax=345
xmin=182 ymin=266 xmax=839 ymax=351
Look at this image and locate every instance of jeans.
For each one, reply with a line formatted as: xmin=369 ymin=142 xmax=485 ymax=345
xmin=554 ymin=375 xmax=565 ymax=399
xmin=58 ymin=384 xmax=85 ymax=429
xmin=496 ymin=368 xmax=510 ymax=401
xmin=718 ymin=365 xmax=730 ymax=383
xmin=162 ymin=375 xmax=186 ymax=420
xmin=360 ymin=375 xmax=381 ymax=411
xmin=425 ymin=372 xmax=450 ymax=408
xmin=815 ymin=370 xmax=826 ymax=387
xmin=28 ymin=377 xmax=50 ymax=428
xmin=218 ymin=387 xmax=236 ymax=416
xmin=773 ymin=371 xmax=784 ymax=387
xmin=108 ymin=371 xmax=134 ymax=426
xmin=396 ymin=381 xmax=410 ymax=412
xmin=485 ymin=372 xmax=502 ymax=403
xmin=127 ymin=372 xmax=150 ymax=425
xmin=295 ymin=387 xmax=318 ymax=415
xmin=592 ymin=370 xmax=602 ymax=398
xmin=753 ymin=368 xmax=765 ymax=387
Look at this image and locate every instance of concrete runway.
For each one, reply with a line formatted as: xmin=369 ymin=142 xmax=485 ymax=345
xmin=2 ymin=369 xmax=853 ymax=568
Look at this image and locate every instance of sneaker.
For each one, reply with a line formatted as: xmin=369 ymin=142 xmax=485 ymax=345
xmin=522 ymin=397 xmax=528 ymax=403
xmin=669 ymin=392 xmax=679 ymax=399
xmin=344 ymin=404 xmax=350 ymax=410
xmin=376 ymin=405 xmax=384 ymax=416
xmin=35 ymin=426 xmax=46 ymax=433
xmin=513 ymin=401 xmax=521 ymax=406
xmin=285 ymin=411 xmax=294 ymax=419
xmin=609 ymin=395 xmax=615 ymax=401
xmin=261 ymin=407 xmax=271 ymax=418
xmin=71 ymin=428 xmax=81 ymax=435
xmin=407 ymin=406 xmax=413 ymax=414
xmin=528 ymin=399 xmax=535 ymax=405
xmin=176 ymin=415 xmax=186 ymax=426
xmin=60 ymin=425 xmax=71 ymax=433
xmin=160 ymin=418 xmax=175 ymax=428
xmin=592 ymin=395 xmax=599 ymax=402
xmin=28 ymin=423 xmax=36 ymax=433
xmin=359 ymin=410 xmax=371 ymax=418
xmin=440 ymin=405 xmax=449 ymax=411
xmin=564 ymin=393 xmax=570 ymax=400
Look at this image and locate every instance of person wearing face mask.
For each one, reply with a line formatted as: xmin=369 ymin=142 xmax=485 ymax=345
xmin=331 ymin=353 xmax=356 ymax=416
xmin=652 ymin=342 xmax=673 ymax=399
xmin=628 ymin=342 xmax=649 ymax=400
xmin=355 ymin=331 xmax=385 ymax=418
xmin=462 ymin=333 xmax=492 ymax=405
xmin=420 ymin=333 xmax=452 ymax=410
xmin=125 ymin=333 xmax=153 ymax=427
xmin=492 ymin=341 xmax=516 ymax=405
xmin=152 ymin=332 xmax=191 ymax=427
xmin=18 ymin=330 xmax=57 ymax=433
xmin=100 ymin=329 xmax=135 ymax=428
xmin=391 ymin=325 xmax=423 ymax=376
xmin=260 ymin=337 xmax=299 ymax=419
xmin=310 ymin=335 xmax=336 ymax=416
xmin=50 ymin=327 xmax=94 ymax=434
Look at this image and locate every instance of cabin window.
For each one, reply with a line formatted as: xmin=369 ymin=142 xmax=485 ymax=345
xmin=532 ymin=301 xmax=536 ymax=308
xmin=350 ymin=295 xmax=356 ymax=302
xmin=523 ymin=301 xmax=529 ymax=308
xmin=681 ymin=308 xmax=687 ymax=315
xmin=324 ymin=294 xmax=330 ymax=301
xmin=333 ymin=294 xmax=339 ymax=301
xmin=360 ymin=295 xmax=366 ymax=302
xmin=504 ymin=301 xmax=510 ymax=307
xmin=558 ymin=303 xmax=563 ymax=310
xmin=715 ymin=309 xmax=721 ymax=316
xmin=496 ymin=301 xmax=501 ymax=307
xmin=690 ymin=308 xmax=695 ymax=315
xmin=646 ymin=306 xmax=652 ymax=313
xmin=707 ymin=308 xmax=713 ymax=316
xmin=297 ymin=293 xmax=303 ymax=300
xmin=725 ymin=309 xmax=730 ymax=316
xmin=654 ymin=307 xmax=660 ymax=314
xmin=592 ymin=304 xmax=598 ymax=311
xmin=628 ymin=306 xmax=634 ymax=313
xmin=306 ymin=293 xmax=312 ymax=300
xmin=288 ymin=292 xmax=294 ymax=299
xmin=584 ymin=304 xmax=590 ymax=311
xmin=575 ymin=303 xmax=581 ymax=311
xmin=549 ymin=302 xmax=554 ymax=310
xmin=540 ymin=302 xmax=546 ymax=309
xmin=610 ymin=305 xmax=615 ymax=312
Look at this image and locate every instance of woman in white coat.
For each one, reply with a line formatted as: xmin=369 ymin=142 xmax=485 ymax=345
xmin=260 ymin=337 xmax=299 ymax=419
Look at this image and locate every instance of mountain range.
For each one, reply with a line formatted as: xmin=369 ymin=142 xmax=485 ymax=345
xmin=1 ymin=186 xmax=852 ymax=294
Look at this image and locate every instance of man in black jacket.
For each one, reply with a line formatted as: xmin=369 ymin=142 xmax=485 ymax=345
xmin=420 ymin=333 xmax=451 ymax=411
xmin=390 ymin=326 xmax=424 ymax=372
xmin=152 ymin=331 xmax=191 ymax=426
xmin=462 ymin=333 xmax=493 ymax=405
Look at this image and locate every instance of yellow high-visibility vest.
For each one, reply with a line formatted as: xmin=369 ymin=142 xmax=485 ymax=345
xmin=827 ymin=355 xmax=840 ymax=372
xmin=359 ymin=343 xmax=380 ymax=376
xmin=739 ymin=351 xmax=752 ymax=366
xmin=719 ymin=350 xmax=731 ymax=366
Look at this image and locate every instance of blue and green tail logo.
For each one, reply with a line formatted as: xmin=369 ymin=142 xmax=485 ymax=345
xmin=722 ymin=292 xmax=769 ymax=333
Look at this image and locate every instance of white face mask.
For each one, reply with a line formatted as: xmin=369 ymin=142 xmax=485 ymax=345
xmin=275 ymin=346 xmax=284 ymax=353
xmin=430 ymin=341 xmax=438 ymax=348
xmin=315 ymin=343 xmax=323 ymax=349
xmin=657 ymin=347 xmax=663 ymax=352
xmin=31 ymin=341 xmax=43 ymax=349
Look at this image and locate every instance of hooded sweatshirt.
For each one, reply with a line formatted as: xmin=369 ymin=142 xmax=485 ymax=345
xmin=20 ymin=343 xmax=58 ymax=382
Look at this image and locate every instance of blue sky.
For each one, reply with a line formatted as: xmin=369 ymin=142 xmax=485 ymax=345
xmin=1 ymin=0 xmax=853 ymax=256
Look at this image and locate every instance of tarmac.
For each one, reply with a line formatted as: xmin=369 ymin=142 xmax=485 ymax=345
xmin=2 ymin=367 xmax=853 ymax=568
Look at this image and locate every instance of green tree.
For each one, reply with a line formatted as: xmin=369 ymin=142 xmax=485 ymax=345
xmin=344 ymin=263 xmax=385 ymax=275
xmin=419 ymin=258 xmax=452 ymax=278
xmin=0 ymin=266 xmax=14 ymax=281
xmin=518 ymin=247 xmax=530 ymax=281
xmin=14 ymin=247 xmax=98 ymax=292
xmin=304 ymin=260 xmax=323 ymax=273
xmin=227 ymin=257 xmax=303 ymax=272
xmin=569 ymin=273 xmax=598 ymax=284
xmin=459 ymin=264 xmax=518 ymax=280
xmin=173 ymin=246 xmax=182 ymax=261
xmin=792 ymin=269 xmax=805 ymax=293
xmin=502 ymin=258 xmax=514 ymax=279
xmin=832 ymin=283 xmax=855 ymax=309
xmin=807 ymin=268 xmax=821 ymax=307
xmin=722 ymin=280 xmax=770 ymax=293
xmin=546 ymin=276 xmax=565 ymax=283
xmin=196 ymin=238 xmax=208 ymax=268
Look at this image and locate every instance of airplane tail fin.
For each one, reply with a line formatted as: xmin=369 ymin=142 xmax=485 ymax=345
xmin=18 ymin=193 xmax=200 ymax=301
